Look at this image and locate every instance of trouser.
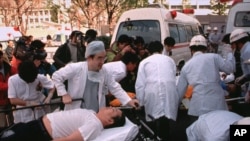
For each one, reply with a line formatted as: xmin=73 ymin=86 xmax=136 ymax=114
xmin=0 ymin=105 xmax=13 ymax=129
xmin=146 ymin=116 xmax=170 ymax=140
xmin=0 ymin=117 xmax=52 ymax=141
xmin=187 ymin=115 xmax=198 ymax=126
xmin=211 ymin=43 xmax=219 ymax=53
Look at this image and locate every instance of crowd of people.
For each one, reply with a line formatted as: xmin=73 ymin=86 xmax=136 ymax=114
xmin=0 ymin=26 xmax=250 ymax=141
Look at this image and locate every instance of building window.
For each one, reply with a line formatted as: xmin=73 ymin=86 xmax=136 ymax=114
xmin=40 ymin=11 xmax=43 ymax=15
xmin=45 ymin=10 xmax=48 ymax=15
xmin=30 ymin=19 xmax=34 ymax=23
xmin=45 ymin=18 xmax=49 ymax=21
xmin=35 ymin=18 xmax=38 ymax=22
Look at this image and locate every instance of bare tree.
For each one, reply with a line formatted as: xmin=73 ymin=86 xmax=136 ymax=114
xmin=103 ymin=0 xmax=148 ymax=34
xmin=71 ymin=0 xmax=105 ymax=28
xmin=0 ymin=0 xmax=45 ymax=34
xmin=0 ymin=1 xmax=14 ymax=26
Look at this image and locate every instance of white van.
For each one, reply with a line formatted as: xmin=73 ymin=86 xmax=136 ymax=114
xmin=111 ymin=4 xmax=203 ymax=70
xmin=0 ymin=26 xmax=22 ymax=49
xmin=52 ymin=30 xmax=71 ymax=47
xmin=226 ymin=0 xmax=250 ymax=34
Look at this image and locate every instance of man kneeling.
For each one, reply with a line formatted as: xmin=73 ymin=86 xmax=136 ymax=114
xmin=0 ymin=107 xmax=125 ymax=141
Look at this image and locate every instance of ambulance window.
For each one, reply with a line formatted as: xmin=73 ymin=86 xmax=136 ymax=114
xmin=169 ymin=24 xmax=180 ymax=43
xmin=235 ymin=11 xmax=250 ymax=27
xmin=191 ymin=25 xmax=199 ymax=35
xmin=177 ymin=25 xmax=187 ymax=43
xmin=185 ymin=25 xmax=192 ymax=41
xmin=117 ymin=20 xmax=160 ymax=44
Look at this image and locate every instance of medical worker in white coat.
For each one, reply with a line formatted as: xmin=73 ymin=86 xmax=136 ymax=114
xmin=186 ymin=110 xmax=243 ymax=141
xmin=230 ymin=29 xmax=250 ymax=102
xmin=177 ymin=35 xmax=235 ymax=125
xmin=52 ymin=41 xmax=139 ymax=112
xmin=135 ymin=41 xmax=179 ymax=140
xmin=102 ymin=52 xmax=139 ymax=82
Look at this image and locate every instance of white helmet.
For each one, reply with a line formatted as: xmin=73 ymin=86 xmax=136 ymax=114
xmin=207 ymin=26 xmax=211 ymax=31
xmin=213 ymin=27 xmax=218 ymax=31
xmin=230 ymin=29 xmax=249 ymax=43
xmin=190 ymin=35 xmax=207 ymax=47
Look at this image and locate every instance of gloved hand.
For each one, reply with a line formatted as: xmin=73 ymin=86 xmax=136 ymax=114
xmin=235 ymin=75 xmax=249 ymax=86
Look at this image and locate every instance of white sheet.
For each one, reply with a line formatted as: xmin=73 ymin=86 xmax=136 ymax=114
xmin=93 ymin=118 xmax=139 ymax=141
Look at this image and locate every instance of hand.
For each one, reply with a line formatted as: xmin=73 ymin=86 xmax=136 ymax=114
xmin=235 ymin=75 xmax=248 ymax=86
xmin=127 ymin=99 xmax=140 ymax=109
xmin=26 ymin=101 xmax=40 ymax=106
xmin=221 ymin=72 xmax=227 ymax=80
xmin=62 ymin=94 xmax=72 ymax=104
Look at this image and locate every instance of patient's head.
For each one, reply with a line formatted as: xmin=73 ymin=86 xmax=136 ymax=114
xmin=97 ymin=107 xmax=125 ymax=129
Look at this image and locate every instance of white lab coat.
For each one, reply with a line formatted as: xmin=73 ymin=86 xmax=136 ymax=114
xmin=52 ymin=62 xmax=131 ymax=110
xmin=8 ymin=74 xmax=54 ymax=123
xmin=102 ymin=61 xmax=127 ymax=82
xmin=135 ymin=54 xmax=179 ymax=121
xmin=186 ymin=110 xmax=243 ymax=141
xmin=177 ymin=52 xmax=235 ymax=116
xmin=240 ymin=42 xmax=250 ymax=91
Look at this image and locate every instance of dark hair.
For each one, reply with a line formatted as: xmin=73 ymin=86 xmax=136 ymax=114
xmin=70 ymin=30 xmax=83 ymax=40
xmin=117 ymin=34 xmax=130 ymax=44
xmin=134 ymin=36 xmax=145 ymax=45
xmin=18 ymin=60 xmax=38 ymax=83
xmin=146 ymin=41 xmax=163 ymax=54
xmin=0 ymin=43 xmax=2 ymax=48
xmin=47 ymin=35 xmax=52 ymax=40
xmin=85 ymin=29 xmax=97 ymax=43
xmin=189 ymin=45 xmax=207 ymax=52
xmin=33 ymin=50 xmax=47 ymax=60
xmin=234 ymin=36 xmax=249 ymax=45
xmin=105 ymin=112 xmax=126 ymax=129
xmin=164 ymin=37 xmax=175 ymax=46
xmin=0 ymin=50 xmax=3 ymax=56
xmin=121 ymin=52 xmax=139 ymax=65
xmin=222 ymin=33 xmax=231 ymax=44
xmin=30 ymin=40 xmax=46 ymax=50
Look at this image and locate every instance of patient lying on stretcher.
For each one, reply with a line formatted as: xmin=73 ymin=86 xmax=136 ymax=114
xmin=0 ymin=107 xmax=138 ymax=141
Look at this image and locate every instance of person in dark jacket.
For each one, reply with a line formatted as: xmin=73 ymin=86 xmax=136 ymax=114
xmin=53 ymin=30 xmax=86 ymax=70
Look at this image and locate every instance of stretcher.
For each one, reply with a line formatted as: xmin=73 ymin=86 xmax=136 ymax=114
xmin=0 ymin=99 xmax=140 ymax=141
xmin=94 ymin=117 xmax=139 ymax=141
xmin=118 ymin=106 xmax=162 ymax=141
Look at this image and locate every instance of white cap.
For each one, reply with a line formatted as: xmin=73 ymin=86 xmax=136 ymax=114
xmin=230 ymin=28 xmax=249 ymax=43
xmin=190 ymin=35 xmax=207 ymax=47
xmin=213 ymin=27 xmax=218 ymax=30
xmin=85 ymin=41 xmax=105 ymax=58
xmin=207 ymin=26 xmax=211 ymax=30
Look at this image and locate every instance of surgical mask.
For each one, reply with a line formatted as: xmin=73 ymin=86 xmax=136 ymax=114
xmin=87 ymin=71 xmax=101 ymax=82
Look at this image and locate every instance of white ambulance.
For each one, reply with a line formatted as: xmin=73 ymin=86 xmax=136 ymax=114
xmin=226 ymin=0 xmax=250 ymax=34
xmin=111 ymin=4 xmax=203 ymax=71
